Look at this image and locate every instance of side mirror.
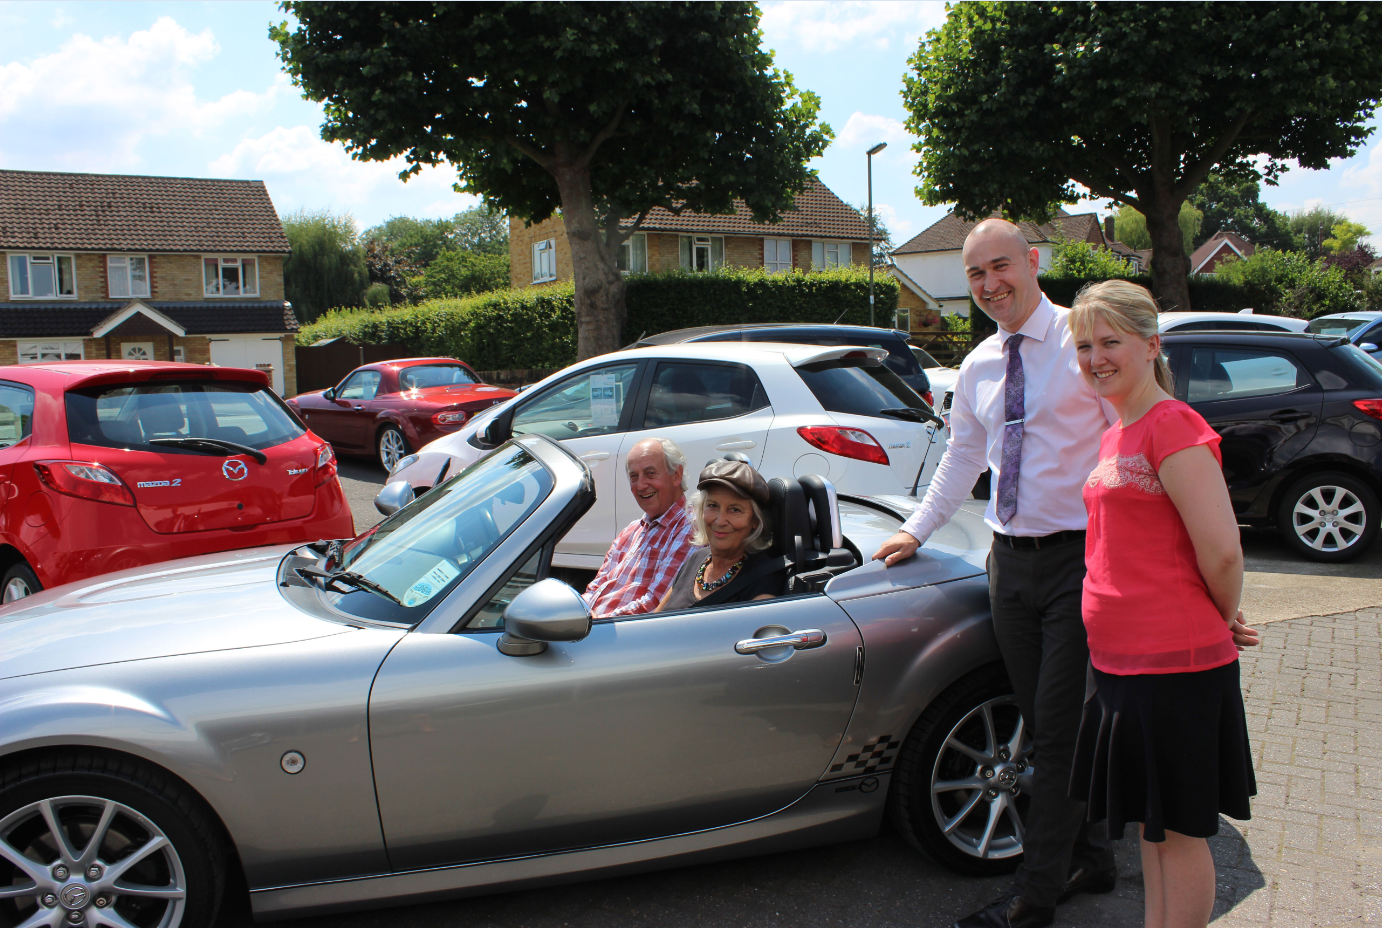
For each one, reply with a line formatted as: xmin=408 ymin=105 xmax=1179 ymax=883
xmin=1362 ymin=343 xmax=1379 ymax=353
xmin=483 ymin=416 xmax=510 ymax=447
xmin=497 ymin=578 xmax=592 ymax=656
xmin=374 ymin=481 xmax=415 ymax=516
xmin=323 ymin=388 xmax=336 ymax=402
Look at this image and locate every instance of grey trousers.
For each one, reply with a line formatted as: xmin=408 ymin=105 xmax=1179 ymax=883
xmin=989 ymin=536 xmax=1114 ymax=909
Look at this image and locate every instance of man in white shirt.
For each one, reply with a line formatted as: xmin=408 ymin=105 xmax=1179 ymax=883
xmin=873 ymin=219 xmax=1117 ymax=928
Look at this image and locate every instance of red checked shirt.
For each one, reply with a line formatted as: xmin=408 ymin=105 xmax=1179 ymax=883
xmin=583 ymin=498 xmax=695 ymax=617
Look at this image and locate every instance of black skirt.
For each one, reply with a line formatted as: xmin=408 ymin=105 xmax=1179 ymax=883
xmin=1069 ymin=659 xmax=1256 ymax=843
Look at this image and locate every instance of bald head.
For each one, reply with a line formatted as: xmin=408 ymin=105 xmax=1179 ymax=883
xmin=962 ymin=218 xmax=1042 ymax=330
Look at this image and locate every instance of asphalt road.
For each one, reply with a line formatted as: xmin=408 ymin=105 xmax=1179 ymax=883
xmin=234 ymin=459 xmax=1378 ymax=928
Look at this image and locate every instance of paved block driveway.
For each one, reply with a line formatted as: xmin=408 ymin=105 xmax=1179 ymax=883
xmin=221 ymin=463 xmax=1379 ymax=928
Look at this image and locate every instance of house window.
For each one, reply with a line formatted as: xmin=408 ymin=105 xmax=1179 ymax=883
xmin=617 ymin=233 xmax=648 ymax=274
xmin=7 ymin=254 xmax=76 ymax=299
xmin=203 ymin=257 xmax=259 ymax=297
xmin=532 ymin=239 xmax=556 ymax=283
xmin=764 ymin=238 xmax=793 ymax=273
xmin=811 ymin=241 xmax=852 ymax=269
xmin=896 ymin=307 xmax=911 ymax=331
xmin=17 ymin=341 xmax=84 ymax=363
xmin=107 ymin=256 xmax=150 ymax=299
xmin=679 ymin=235 xmax=724 ymax=272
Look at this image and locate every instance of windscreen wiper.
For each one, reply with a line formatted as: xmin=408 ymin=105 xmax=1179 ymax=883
xmin=879 ymin=407 xmax=945 ymax=427
xmin=149 ymin=437 xmax=268 ymax=464
xmin=295 ymin=565 xmax=405 ymax=606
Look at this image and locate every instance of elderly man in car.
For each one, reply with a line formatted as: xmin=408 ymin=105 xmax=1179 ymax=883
xmin=583 ymin=437 xmax=696 ymax=617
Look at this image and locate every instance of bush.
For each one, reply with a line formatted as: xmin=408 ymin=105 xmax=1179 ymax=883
xmin=414 ymin=250 xmax=511 ymax=299
xmin=363 ymin=283 xmax=392 ymax=308
xmin=281 ymin=209 xmax=369 ymax=323
xmin=1043 ymin=240 xmax=1134 ymax=280
xmin=298 ymin=265 xmax=900 ymax=371
xmin=1037 ymin=274 xmax=1256 ymax=313
xmin=1215 ymin=249 xmax=1359 ymax=319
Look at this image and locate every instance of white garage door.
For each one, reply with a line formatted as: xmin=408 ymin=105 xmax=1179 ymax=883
xmin=209 ymin=336 xmax=285 ymax=394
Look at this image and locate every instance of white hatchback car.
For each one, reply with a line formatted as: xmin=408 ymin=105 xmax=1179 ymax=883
xmin=1158 ymin=310 xmax=1308 ymax=334
xmin=385 ymin=343 xmax=947 ymax=568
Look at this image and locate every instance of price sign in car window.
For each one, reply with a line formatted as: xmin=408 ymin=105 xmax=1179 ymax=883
xmin=589 ymin=372 xmax=620 ymax=427
xmin=403 ymin=559 xmax=461 ymax=607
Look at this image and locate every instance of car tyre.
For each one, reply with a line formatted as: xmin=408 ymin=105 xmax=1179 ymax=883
xmin=1276 ymin=471 xmax=1380 ymax=563
xmin=889 ymin=663 xmax=1030 ymax=876
xmin=0 ymin=751 xmax=227 ymax=928
xmin=1 ymin=562 xmax=40 ymax=604
xmin=378 ymin=425 xmax=411 ymax=473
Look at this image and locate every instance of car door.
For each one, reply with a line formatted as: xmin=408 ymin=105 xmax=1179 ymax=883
xmin=1179 ymin=344 xmax=1323 ymax=514
xmin=0 ymin=380 xmax=35 ymax=518
xmin=369 ymin=579 xmax=864 ymax=871
xmin=312 ymin=370 xmax=380 ymax=451
xmin=511 ymin=361 xmax=643 ymax=564
xmin=615 ymin=359 xmax=774 ymax=530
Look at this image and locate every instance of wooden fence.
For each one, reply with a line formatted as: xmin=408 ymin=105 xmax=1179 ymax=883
xmin=908 ymin=331 xmax=974 ymax=367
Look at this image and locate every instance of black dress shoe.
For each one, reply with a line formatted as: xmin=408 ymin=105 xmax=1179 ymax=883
xmin=954 ymin=894 xmax=1055 ymax=928
xmin=1057 ymin=865 xmax=1118 ymax=904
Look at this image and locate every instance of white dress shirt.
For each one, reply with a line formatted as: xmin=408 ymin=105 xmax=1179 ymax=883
xmin=902 ymin=295 xmax=1116 ymax=540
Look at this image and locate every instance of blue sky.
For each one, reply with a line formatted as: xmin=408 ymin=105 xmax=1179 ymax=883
xmin=2 ymin=0 xmax=1381 ymax=247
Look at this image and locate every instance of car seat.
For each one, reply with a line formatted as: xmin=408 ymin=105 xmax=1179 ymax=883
xmin=646 ymin=368 xmax=707 ymax=426
xmin=135 ymin=394 xmax=187 ymax=440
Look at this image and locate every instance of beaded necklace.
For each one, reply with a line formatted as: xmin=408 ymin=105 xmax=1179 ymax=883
xmin=697 ymin=554 xmax=746 ymax=593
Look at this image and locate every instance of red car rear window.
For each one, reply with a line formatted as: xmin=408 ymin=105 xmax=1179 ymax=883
xmin=398 ymin=364 xmax=479 ymax=390
xmin=66 ymin=380 xmax=306 ymax=452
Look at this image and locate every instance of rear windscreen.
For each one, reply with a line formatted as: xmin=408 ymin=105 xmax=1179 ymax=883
xmin=795 ymin=361 xmax=930 ymax=418
xmin=399 ymin=364 xmax=479 ymax=390
xmin=1334 ymin=345 xmax=1382 ymax=389
xmin=67 ymin=380 xmax=307 ymax=452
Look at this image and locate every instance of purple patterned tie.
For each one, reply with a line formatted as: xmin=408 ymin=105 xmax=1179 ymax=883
xmin=995 ymin=334 xmax=1025 ymax=525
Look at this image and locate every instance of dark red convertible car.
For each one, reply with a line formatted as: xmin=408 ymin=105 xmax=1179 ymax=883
xmin=287 ymin=358 xmax=516 ymax=471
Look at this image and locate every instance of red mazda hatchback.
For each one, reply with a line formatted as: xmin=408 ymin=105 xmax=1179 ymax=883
xmin=0 ymin=361 xmax=354 ymax=602
xmin=288 ymin=357 xmax=516 ymax=471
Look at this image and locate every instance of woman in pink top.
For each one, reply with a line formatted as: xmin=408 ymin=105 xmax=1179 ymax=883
xmin=1066 ymin=281 xmax=1259 ymax=928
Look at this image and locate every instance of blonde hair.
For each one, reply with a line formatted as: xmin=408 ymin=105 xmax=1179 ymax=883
xmin=689 ymin=489 xmax=773 ymax=554
xmin=1069 ymin=280 xmax=1174 ymax=394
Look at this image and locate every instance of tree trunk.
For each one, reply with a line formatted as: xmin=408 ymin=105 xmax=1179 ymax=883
xmin=1143 ymin=195 xmax=1192 ymax=313
xmin=552 ymin=163 xmax=628 ymax=361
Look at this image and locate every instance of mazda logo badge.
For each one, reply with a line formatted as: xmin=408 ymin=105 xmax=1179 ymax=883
xmin=223 ymin=460 xmax=248 ymax=481
xmin=60 ymin=884 xmax=89 ymax=909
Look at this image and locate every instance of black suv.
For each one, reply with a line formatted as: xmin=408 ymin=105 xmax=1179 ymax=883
xmin=634 ymin=324 xmax=933 ymax=404
xmin=1161 ymin=330 xmax=1382 ymax=561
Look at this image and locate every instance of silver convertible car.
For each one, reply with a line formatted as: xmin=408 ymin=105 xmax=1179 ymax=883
xmin=0 ymin=435 xmax=1028 ymax=928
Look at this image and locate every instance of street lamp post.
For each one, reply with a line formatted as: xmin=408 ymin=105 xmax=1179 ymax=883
xmin=866 ymin=142 xmax=887 ymax=327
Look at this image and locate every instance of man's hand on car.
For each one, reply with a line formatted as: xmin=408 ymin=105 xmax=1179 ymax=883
xmin=872 ymin=532 xmax=921 ymax=566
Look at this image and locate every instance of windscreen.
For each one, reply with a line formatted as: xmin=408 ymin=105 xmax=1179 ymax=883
xmin=795 ymin=360 xmax=931 ymax=417
xmin=325 ymin=443 xmax=552 ymax=623
xmin=1307 ymin=317 xmax=1373 ymax=336
xmin=399 ymin=364 xmax=480 ymax=390
xmin=66 ymin=380 xmax=305 ymax=452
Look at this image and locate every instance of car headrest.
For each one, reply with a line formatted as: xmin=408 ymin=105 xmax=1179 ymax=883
xmin=766 ymin=476 xmax=812 ymax=564
xmin=798 ymin=474 xmax=842 ymax=553
xmin=136 ymin=394 xmax=186 ymax=437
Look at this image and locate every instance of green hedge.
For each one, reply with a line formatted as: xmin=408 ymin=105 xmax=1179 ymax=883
xmin=1037 ymin=274 xmax=1260 ymax=313
xmin=297 ymin=266 xmax=899 ymax=371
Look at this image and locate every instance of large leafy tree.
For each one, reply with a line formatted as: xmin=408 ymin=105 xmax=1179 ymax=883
xmin=1188 ymin=173 xmax=1295 ymax=251
xmin=273 ymin=2 xmax=831 ymax=359
xmin=281 ymin=209 xmax=369 ymax=322
xmin=903 ymin=2 xmax=1382 ymax=312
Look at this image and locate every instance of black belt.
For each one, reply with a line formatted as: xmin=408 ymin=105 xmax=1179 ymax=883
xmin=992 ymin=530 xmax=1086 ymax=549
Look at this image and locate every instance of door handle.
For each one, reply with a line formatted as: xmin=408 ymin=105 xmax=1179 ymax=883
xmin=1269 ymin=410 xmax=1310 ymax=422
xmin=354 ymin=405 xmax=365 ymax=411
xmin=735 ymin=629 xmax=826 ymax=654
xmin=715 ymin=440 xmax=757 ymax=451
xmin=579 ymin=451 xmax=611 ymax=462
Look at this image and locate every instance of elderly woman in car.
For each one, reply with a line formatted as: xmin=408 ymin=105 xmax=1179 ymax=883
xmin=656 ymin=460 xmax=787 ymax=611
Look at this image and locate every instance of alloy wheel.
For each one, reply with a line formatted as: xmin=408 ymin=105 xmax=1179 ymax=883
xmin=1 ymin=579 xmax=30 ymax=604
xmin=0 ymin=795 xmax=187 ymax=928
xmin=379 ymin=429 xmax=407 ymax=472
xmin=928 ymin=695 xmax=1031 ymax=861
xmin=1291 ymin=484 xmax=1367 ymax=553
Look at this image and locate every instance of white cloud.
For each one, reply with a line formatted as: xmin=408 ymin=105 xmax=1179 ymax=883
xmin=50 ymin=7 xmax=73 ymax=29
xmin=872 ymin=202 xmax=912 ymax=239
xmin=836 ymin=112 xmax=911 ymax=151
xmin=0 ymin=17 xmax=275 ymax=169
xmin=760 ymin=1 xmax=947 ymax=54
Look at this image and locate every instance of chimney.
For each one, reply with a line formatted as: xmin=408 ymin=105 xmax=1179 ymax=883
xmin=1104 ymin=216 xmax=1115 ymax=242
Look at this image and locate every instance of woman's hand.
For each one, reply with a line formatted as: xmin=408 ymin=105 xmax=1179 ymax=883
xmin=1228 ymin=610 xmax=1259 ymax=650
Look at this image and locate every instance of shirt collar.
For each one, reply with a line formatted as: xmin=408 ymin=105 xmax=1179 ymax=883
xmin=998 ymin=293 xmax=1055 ymax=344
xmin=642 ymin=496 xmax=687 ymax=528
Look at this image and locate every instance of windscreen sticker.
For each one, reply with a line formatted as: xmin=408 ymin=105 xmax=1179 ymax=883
xmin=403 ymin=559 xmax=461 ymax=607
xmin=589 ymin=372 xmax=619 ymax=427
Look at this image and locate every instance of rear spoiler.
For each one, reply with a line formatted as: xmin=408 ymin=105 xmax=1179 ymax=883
xmin=66 ymin=365 xmax=270 ymax=391
xmin=784 ymin=345 xmax=889 ymax=369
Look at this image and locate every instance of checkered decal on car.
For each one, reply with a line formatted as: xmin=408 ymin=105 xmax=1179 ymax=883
xmin=828 ymin=735 xmax=898 ymax=775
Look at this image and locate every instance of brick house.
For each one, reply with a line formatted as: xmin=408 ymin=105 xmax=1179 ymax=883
xmin=509 ymin=175 xmax=872 ymax=290
xmin=1189 ymin=230 xmax=1255 ymax=275
xmin=888 ymin=209 xmax=1145 ymax=321
xmin=0 ymin=170 xmax=299 ymax=394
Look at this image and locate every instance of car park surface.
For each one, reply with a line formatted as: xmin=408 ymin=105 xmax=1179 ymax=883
xmin=288 ymin=357 xmax=516 ymax=472
xmin=387 ymin=343 xmax=947 ymax=569
xmin=0 ymin=433 xmax=1024 ymax=927
xmin=0 ymin=360 xmax=353 ymax=602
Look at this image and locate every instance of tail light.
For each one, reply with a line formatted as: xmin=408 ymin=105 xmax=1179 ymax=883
xmin=432 ymin=408 xmax=469 ymax=427
xmin=797 ymin=426 xmax=890 ymax=466
xmin=314 ymin=442 xmax=338 ymax=486
xmin=1355 ymin=399 xmax=1382 ymax=421
xmin=922 ymin=391 xmax=935 ymax=407
xmin=34 ymin=461 xmax=135 ymax=506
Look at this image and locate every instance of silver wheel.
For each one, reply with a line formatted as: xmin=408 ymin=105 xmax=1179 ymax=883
xmin=379 ymin=428 xmax=408 ymax=473
xmin=2 ymin=579 xmax=31 ymax=604
xmin=0 ymin=795 xmax=187 ymax=928
xmin=929 ymin=695 xmax=1032 ymax=861
xmin=1290 ymin=484 xmax=1368 ymax=553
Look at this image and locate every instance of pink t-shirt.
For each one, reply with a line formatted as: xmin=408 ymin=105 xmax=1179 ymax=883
xmin=1082 ymin=399 xmax=1238 ymax=675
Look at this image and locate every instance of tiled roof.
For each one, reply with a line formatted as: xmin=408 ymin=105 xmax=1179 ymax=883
xmin=0 ymin=170 xmax=290 ymax=253
xmin=1189 ymin=231 xmax=1254 ymax=273
xmin=629 ymin=177 xmax=872 ymax=240
xmin=892 ymin=208 xmax=1107 ymax=255
xmin=0 ymin=301 xmax=298 ymax=339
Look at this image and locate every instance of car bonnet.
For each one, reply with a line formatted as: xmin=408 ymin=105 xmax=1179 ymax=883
xmin=0 ymin=545 xmax=350 ymax=680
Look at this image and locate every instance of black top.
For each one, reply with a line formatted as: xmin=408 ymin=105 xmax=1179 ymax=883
xmin=661 ymin=547 xmax=786 ymax=611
